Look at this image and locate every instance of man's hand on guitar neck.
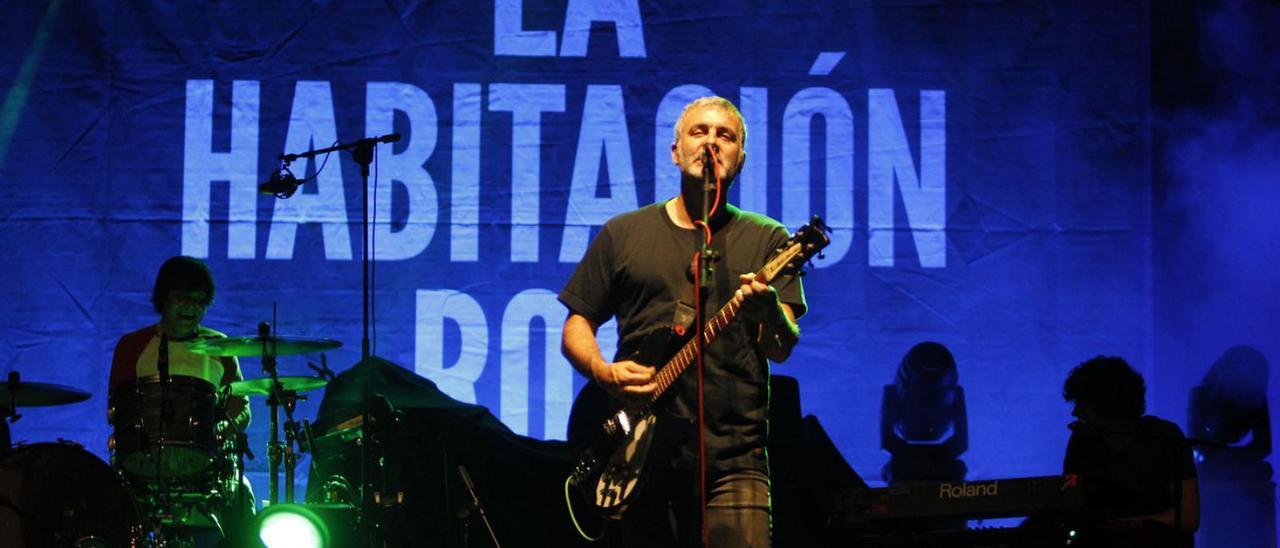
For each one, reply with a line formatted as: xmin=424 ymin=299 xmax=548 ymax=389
xmin=591 ymin=358 xmax=656 ymax=406
xmin=737 ymin=272 xmax=800 ymax=363
xmin=736 ymin=272 xmax=781 ymax=324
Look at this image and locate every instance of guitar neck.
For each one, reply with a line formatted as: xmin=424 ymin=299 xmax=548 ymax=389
xmin=641 ymin=220 xmax=819 ymax=404
xmin=648 ymin=290 xmax=745 ymax=402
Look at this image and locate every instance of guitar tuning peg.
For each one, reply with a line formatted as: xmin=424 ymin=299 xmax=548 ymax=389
xmin=811 ymin=214 xmax=831 ymax=232
xmin=817 ymin=251 xmax=825 ymax=260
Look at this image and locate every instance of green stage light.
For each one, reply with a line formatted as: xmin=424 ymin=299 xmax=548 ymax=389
xmin=257 ymin=504 xmax=329 ymax=548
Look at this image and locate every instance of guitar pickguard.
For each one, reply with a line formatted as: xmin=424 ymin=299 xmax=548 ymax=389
xmin=592 ymin=412 xmax=657 ymax=514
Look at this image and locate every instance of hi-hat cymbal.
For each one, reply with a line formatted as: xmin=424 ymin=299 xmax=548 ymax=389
xmin=0 ymin=381 xmax=91 ymax=408
xmin=227 ymin=376 xmax=328 ymax=396
xmin=187 ymin=336 xmax=342 ymax=357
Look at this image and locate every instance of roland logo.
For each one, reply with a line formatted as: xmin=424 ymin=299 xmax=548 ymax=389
xmin=938 ymin=480 xmax=999 ymax=499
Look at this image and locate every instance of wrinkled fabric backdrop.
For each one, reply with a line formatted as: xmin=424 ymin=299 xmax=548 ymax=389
xmin=1 ymin=0 xmax=1276 ymax=535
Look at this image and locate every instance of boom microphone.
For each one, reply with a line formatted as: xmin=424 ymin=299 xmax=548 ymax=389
xmin=258 ymin=168 xmax=300 ymax=197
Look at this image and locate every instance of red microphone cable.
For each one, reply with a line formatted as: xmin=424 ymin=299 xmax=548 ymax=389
xmin=690 ymin=143 xmax=723 ymax=547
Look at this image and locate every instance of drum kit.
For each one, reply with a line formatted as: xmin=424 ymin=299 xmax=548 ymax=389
xmin=0 ymin=330 xmax=342 ymax=548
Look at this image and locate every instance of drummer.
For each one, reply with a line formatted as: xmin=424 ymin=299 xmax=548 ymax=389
xmin=109 ymin=255 xmax=250 ymax=435
xmin=110 ymin=256 xmax=254 ymax=545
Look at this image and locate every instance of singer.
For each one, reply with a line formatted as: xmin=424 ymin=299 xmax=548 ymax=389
xmin=1062 ymin=356 xmax=1201 ymax=546
xmin=559 ymin=97 xmax=805 ymax=547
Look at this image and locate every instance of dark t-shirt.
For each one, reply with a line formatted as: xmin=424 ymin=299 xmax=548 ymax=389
xmin=1064 ymin=416 xmax=1198 ymax=535
xmin=559 ymin=202 xmax=806 ymax=473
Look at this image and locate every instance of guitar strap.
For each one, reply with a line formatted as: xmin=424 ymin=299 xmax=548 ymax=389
xmin=671 ymin=231 xmax=733 ymax=338
xmin=670 ymin=249 xmax=699 ymax=338
xmin=671 ymin=299 xmax=696 ymax=338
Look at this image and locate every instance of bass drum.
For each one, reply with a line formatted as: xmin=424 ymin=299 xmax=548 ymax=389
xmin=0 ymin=442 xmax=140 ymax=548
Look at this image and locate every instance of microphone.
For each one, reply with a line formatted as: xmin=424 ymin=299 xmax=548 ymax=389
xmin=265 ymin=134 xmax=399 ymax=196
xmin=258 ymin=168 xmax=300 ymax=197
xmin=158 ymin=333 xmax=170 ymax=382
xmin=701 ymin=144 xmax=718 ymax=194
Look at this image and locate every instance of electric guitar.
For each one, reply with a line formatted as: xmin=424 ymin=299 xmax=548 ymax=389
xmin=567 ymin=216 xmax=830 ymax=519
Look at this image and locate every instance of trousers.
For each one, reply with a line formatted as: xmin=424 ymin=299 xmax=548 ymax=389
xmin=613 ymin=469 xmax=771 ymax=548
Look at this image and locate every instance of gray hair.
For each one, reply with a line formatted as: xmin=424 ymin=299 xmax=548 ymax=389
xmin=672 ymin=96 xmax=748 ymax=154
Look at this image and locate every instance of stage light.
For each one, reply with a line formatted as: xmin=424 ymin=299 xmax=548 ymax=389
xmin=1189 ymin=345 xmax=1270 ymax=453
xmin=880 ymin=341 xmax=969 ymax=484
xmin=1188 ymin=345 xmax=1276 ymax=547
xmin=257 ymin=504 xmax=328 ymax=548
xmin=890 ymin=342 xmax=962 ymax=442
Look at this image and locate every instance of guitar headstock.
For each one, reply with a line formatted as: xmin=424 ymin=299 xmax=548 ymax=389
xmin=760 ymin=216 xmax=831 ymax=283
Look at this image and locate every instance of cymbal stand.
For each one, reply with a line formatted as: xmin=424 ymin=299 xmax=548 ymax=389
xmin=1 ymin=371 xmax=20 ymax=449
xmin=258 ymin=321 xmax=280 ymax=506
xmin=232 ymin=425 xmax=254 ymax=530
xmin=259 ymin=320 xmax=307 ymax=505
xmin=280 ymin=391 xmax=304 ymax=504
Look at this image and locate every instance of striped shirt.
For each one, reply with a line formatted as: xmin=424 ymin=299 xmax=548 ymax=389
xmin=110 ymin=324 xmax=250 ymax=427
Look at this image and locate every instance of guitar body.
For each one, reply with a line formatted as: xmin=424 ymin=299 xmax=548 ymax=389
xmin=568 ymin=330 xmax=689 ymax=519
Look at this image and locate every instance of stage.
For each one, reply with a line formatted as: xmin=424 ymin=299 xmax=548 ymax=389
xmin=0 ymin=1 xmax=1276 ymax=546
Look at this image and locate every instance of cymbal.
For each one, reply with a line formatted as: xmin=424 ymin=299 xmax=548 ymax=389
xmin=0 ymin=381 xmax=91 ymax=408
xmin=186 ymin=336 xmax=342 ymax=357
xmin=227 ymin=376 xmax=328 ymax=396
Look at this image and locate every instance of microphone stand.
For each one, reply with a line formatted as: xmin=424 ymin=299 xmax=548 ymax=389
xmin=693 ymin=145 xmax=717 ymax=546
xmin=456 ymin=465 xmax=502 ymax=548
xmin=271 ymin=133 xmax=399 ymax=546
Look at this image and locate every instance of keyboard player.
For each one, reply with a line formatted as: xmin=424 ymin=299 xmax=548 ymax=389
xmin=1062 ymin=356 xmax=1200 ymax=547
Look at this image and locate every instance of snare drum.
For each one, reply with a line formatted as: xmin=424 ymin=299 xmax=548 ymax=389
xmin=110 ymin=374 xmax=222 ymax=479
xmin=128 ymin=453 xmax=244 ymax=530
xmin=0 ymin=441 xmax=140 ymax=547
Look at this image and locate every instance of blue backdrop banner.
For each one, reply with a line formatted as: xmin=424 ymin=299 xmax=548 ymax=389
xmin=1 ymin=1 xmax=1154 ymax=495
